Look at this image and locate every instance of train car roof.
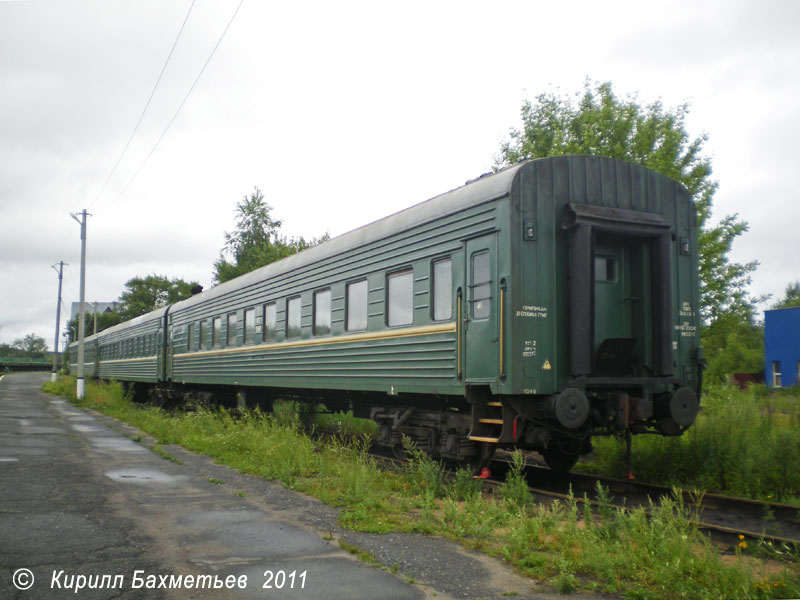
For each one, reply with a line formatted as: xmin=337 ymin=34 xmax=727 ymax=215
xmin=169 ymin=159 xmax=530 ymax=313
xmin=69 ymin=305 xmax=169 ymax=348
xmin=70 ymin=155 xmax=691 ymax=339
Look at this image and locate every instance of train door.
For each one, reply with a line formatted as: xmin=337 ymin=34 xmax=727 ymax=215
xmin=593 ymin=235 xmax=651 ymax=375
xmin=465 ymin=234 xmax=497 ymax=382
xmin=165 ymin=323 xmax=174 ymax=381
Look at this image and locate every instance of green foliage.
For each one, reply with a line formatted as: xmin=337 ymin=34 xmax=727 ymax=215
xmin=64 ymin=274 xmax=197 ymax=341
xmin=312 ymin=408 xmax=378 ymax=438
xmin=496 ymin=80 xmax=757 ymax=326
xmin=499 ymin=450 xmax=532 ymax=509
xmin=702 ymin=313 xmax=764 ymax=385
xmin=403 ymin=436 xmax=447 ymax=504
xmin=588 ymin=385 xmax=800 ymax=500
xmin=117 ymin=274 xmax=199 ymax=320
xmin=449 ymin=467 xmax=483 ymax=501
xmin=0 ymin=333 xmax=49 ymax=358
xmin=66 ymin=310 xmax=123 ymax=342
xmin=773 ymin=281 xmax=800 ymax=309
xmin=213 ymin=187 xmax=329 ymax=284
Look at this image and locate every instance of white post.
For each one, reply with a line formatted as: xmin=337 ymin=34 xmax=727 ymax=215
xmin=51 ymin=261 xmax=66 ymax=382
xmin=70 ymin=210 xmax=89 ymax=399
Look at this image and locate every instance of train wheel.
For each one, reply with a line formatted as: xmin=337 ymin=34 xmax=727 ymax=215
xmin=541 ymin=445 xmax=580 ymax=473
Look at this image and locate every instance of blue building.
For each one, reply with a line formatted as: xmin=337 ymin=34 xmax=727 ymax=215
xmin=764 ymin=306 xmax=800 ymax=388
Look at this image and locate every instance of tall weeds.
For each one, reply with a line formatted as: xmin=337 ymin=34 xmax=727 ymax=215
xmin=589 ymin=385 xmax=800 ymax=501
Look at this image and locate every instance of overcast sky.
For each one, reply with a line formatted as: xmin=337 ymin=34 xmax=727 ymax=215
xmin=1 ymin=0 xmax=798 ymax=350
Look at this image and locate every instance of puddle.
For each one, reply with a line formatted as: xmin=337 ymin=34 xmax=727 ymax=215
xmin=90 ymin=437 xmax=147 ymax=452
xmin=178 ymin=510 xmax=265 ymax=528
xmin=208 ymin=521 xmax=332 ymax=559
xmin=71 ymin=424 xmax=104 ymax=433
xmin=105 ymin=468 xmax=186 ymax=485
xmin=23 ymin=427 xmax=66 ymax=435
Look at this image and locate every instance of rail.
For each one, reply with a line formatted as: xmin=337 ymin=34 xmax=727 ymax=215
xmin=489 ymin=458 xmax=800 ymax=548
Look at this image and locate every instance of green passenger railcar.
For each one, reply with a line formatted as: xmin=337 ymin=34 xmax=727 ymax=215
xmin=71 ymin=155 xmax=701 ymax=471
xmin=70 ymin=308 xmax=166 ymax=385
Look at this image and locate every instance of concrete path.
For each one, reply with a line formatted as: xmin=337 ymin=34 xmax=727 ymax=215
xmin=0 ymin=373 xmax=551 ymax=599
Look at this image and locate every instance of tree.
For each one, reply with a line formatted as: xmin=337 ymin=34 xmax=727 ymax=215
xmin=700 ymin=313 xmax=764 ymax=385
xmin=496 ymin=80 xmax=757 ymax=325
xmin=117 ymin=275 xmax=200 ymax=320
xmin=66 ymin=310 xmax=123 ymax=343
xmin=772 ymin=281 xmax=800 ymax=309
xmin=11 ymin=333 xmax=48 ymax=357
xmin=63 ymin=275 xmax=197 ymax=343
xmin=213 ymin=187 xmax=329 ymax=284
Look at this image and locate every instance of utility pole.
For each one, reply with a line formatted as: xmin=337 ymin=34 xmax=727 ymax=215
xmin=70 ymin=210 xmax=89 ymax=399
xmin=51 ymin=261 xmax=67 ymax=383
xmin=93 ymin=301 xmax=98 ymax=335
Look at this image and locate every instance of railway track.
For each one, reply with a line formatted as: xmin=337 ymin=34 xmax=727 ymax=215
xmin=488 ymin=457 xmax=800 ymax=549
xmin=311 ymin=424 xmax=800 ymax=549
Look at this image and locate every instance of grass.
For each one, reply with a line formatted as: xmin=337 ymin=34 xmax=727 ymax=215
xmin=582 ymin=384 xmax=800 ymax=502
xmin=43 ymin=376 xmax=800 ymax=599
xmin=151 ymin=444 xmax=183 ymax=464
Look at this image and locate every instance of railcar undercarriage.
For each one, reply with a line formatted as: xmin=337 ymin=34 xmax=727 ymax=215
xmin=121 ymin=377 xmax=698 ymax=474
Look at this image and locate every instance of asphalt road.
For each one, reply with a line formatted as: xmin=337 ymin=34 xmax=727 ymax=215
xmin=0 ymin=373 xmax=555 ymax=600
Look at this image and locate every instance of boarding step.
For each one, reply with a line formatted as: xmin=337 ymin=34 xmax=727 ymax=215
xmin=468 ymin=435 xmax=500 ymax=443
xmin=467 ymin=389 xmax=516 ymax=444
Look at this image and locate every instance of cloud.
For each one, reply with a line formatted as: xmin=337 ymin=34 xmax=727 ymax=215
xmin=1 ymin=0 xmax=798 ymax=347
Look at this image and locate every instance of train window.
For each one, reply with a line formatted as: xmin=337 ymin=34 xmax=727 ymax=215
xmin=227 ymin=312 xmax=238 ymax=346
xmin=595 ymin=256 xmax=616 ymax=282
xmin=263 ymin=303 xmax=277 ymax=342
xmin=199 ymin=320 xmax=207 ymax=349
xmin=432 ymin=258 xmax=452 ymax=321
xmin=314 ymin=289 xmax=332 ymax=336
xmin=346 ymin=280 xmax=368 ymax=331
xmin=471 ymin=252 xmax=491 ymax=319
xmin=244 ymin=308 xmax=256 ymax=344
xmin=287 ymin=297 xmax=301 ymax=339
xmin=212 ymin=317 xmax=222 ymax=348
xmin=388 ymin=269 xmax=413 ymax=326
xmin=187 ymin=323 xmax=193 ymax=351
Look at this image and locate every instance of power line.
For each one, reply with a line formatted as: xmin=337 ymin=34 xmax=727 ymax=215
xmin=89 ymin=0 xmax=197 ymax=211
xmin=99 ymin=0 xmax=246 ymax=214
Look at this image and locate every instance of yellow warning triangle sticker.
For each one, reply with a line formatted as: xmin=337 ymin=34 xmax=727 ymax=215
xmin=542 ymin=359 xmax=552 ymax=370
